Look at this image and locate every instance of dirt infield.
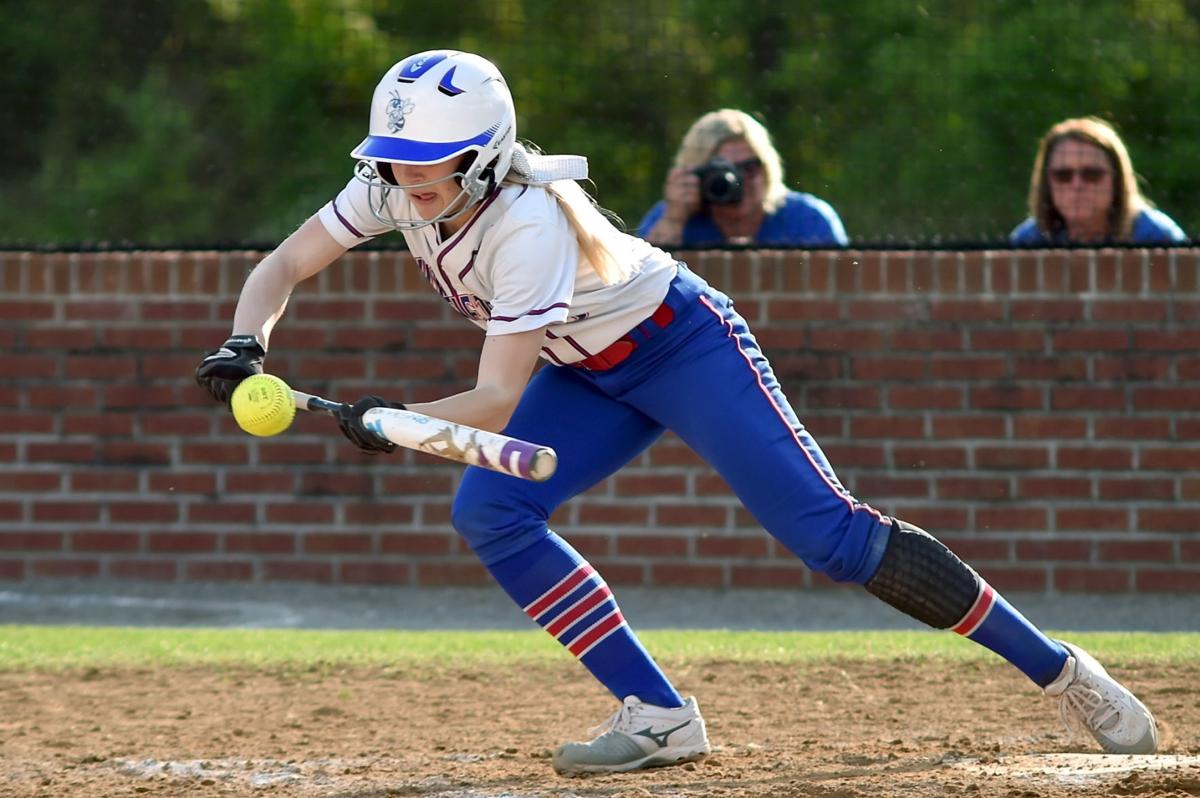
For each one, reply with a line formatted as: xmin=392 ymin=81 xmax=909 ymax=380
xmin=2 ymin=658 xmax=1197 ymax=798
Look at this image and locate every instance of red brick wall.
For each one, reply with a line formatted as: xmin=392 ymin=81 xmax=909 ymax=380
xmin=2 ymin=247 xmax=1198 ymax=592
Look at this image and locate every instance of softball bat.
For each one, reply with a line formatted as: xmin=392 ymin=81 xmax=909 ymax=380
xmin=293 ymin=389 xmax=558 ymax=482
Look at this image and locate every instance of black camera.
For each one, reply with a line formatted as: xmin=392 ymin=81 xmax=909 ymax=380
xmin=692 ymin=157 xmax=745 ymax=205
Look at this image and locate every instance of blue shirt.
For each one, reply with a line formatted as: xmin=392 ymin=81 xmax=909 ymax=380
xmin=1010 ymin=208 xmax=1187 ymax=245
xmin=636 ymin=190 xmax=848 ymax=247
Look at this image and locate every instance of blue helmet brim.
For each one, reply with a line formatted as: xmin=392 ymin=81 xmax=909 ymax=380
xmin=351 ymin=132 xmax=493 ymax=164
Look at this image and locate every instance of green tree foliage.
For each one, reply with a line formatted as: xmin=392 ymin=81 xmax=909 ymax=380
xmin=1 ymin=0 xmax=1196 ymax=246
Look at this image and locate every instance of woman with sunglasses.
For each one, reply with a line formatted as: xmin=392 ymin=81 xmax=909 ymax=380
xmin=1011 ymin=116 xmax=1186 ymax=245
xmin=638 ymin=109 xmax=847 ymax=248
xmin=197 ymin=52 xmax=1158 ymax=776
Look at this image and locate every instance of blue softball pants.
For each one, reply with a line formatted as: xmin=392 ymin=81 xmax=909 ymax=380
xmin=452 ymin=266 xmax=892 ymax=584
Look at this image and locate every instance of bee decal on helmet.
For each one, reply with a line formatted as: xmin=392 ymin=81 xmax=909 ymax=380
xmin=385 ymin=93 xmax=415 ymax=133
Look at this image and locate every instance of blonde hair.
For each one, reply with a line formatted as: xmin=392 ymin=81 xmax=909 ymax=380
xmin=1027 ymin=116 xmax=1147 ymax=241
xmin=672 ymin=109 xmax=789 ymax=214
xmin=504 ymin=141 xmax=630 ymax=285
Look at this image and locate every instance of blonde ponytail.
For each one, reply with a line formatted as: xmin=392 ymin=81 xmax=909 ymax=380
xmin=545 ymin=180 xmax=631 ymax=285
xmin=504 ymin=141 xmax=632 ymax=286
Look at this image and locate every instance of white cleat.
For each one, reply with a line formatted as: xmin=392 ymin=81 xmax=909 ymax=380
xmin=1044 ymin=641 xmax=1158 ymax=755
xmin=552 ymin=695 xmax=711 ymax=775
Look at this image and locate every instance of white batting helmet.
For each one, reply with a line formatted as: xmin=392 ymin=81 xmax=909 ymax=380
xmin=351 ymin=50 xmax=516 ymax=230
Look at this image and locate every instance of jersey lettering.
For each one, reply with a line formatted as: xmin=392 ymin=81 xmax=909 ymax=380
xmin=415 ymin=256 xmax=492 ymax=322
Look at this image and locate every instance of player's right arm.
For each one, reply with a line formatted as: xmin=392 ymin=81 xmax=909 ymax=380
xmin=232 ymin=214 xmax=348 ymax=347
xmin=196 ymin=215 xmax=348 ymax=405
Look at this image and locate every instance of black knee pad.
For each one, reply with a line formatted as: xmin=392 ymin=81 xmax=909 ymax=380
xmin=865 ymin=519 xmax=980 ymax=630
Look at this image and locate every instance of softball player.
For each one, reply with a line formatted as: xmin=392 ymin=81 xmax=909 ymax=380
xmin=196 ymin=50 xmax=1158 ymax=774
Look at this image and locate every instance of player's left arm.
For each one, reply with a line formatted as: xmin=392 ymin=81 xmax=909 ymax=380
xmin=403 ymin=198 xmax=569 ymax=432
xmin=405 ymin=327 xmax=546 ymax=433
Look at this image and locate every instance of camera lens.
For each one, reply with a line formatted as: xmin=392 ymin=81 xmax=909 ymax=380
xmin=703 ymin=171 xmax=735 ymax=202
xmin=694 ymin=158 xmax=744 ymax=205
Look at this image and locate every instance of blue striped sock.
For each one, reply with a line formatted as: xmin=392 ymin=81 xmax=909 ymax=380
xmin=950 ymin=580 xmax=1070 ymax=687
xmin=486 ymin=532 xmax=683 ymax=708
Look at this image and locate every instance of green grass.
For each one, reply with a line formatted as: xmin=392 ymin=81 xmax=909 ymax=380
xmin=0 ymin=626 xmax=1196 ymax=670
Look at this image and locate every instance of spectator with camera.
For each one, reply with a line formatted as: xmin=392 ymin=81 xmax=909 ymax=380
xmin=1011 ymin=116 xmax=1187 ymax=245
xmin=637 ymin=109 xmax=847 ymax=248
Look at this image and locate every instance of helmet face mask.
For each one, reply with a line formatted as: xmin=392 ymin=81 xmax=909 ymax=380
xmin=354 ymin=160 xmax=481 ymax=231
xmin=351 ymin=50 xmax=516 ymax=231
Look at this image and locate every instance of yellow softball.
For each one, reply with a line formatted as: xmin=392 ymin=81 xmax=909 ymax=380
xmin=230 ymin=374 xmax=296 ymax=437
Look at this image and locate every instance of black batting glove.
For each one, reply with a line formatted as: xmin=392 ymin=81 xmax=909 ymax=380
xmin=195 ymin=335 xmax=265 ymax=406
xmin=335 ymin=395 xmax=406 ymax=455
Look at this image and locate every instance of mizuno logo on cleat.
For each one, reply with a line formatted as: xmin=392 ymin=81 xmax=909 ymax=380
xmin=633 ymin=720 xmax=690 ymax=748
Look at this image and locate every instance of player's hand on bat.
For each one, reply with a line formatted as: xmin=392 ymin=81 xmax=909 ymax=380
xmin=335 ymin=395 xmax=407 ymax=455
xmin=195 ymin=335 xmax=265 ymax=405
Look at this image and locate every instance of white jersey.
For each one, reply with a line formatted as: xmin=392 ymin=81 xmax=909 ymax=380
xmin=317 ymin=178 xmax=678 ymax=365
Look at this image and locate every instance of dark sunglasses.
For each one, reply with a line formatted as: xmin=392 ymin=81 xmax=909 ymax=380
xmin=1049 ymin=166 xmax=1109 ymax=185
xmin=735 ymin=158 xmax=764 ymax=173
